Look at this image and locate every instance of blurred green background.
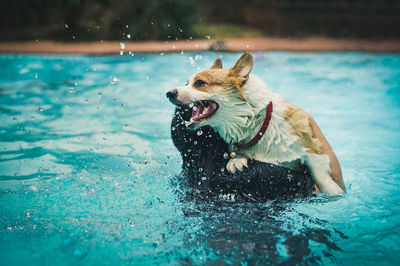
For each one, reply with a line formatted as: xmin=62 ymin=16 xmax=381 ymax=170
xmin=1 ymin=0 xmax=399 ymax=41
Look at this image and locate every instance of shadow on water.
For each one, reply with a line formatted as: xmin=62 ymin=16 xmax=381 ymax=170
xmin=172 ymin=180 xmax=348 ymax=265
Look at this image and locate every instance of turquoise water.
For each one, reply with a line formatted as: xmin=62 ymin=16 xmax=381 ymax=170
xmin=0 ymin=52 xmax=399 ymax=265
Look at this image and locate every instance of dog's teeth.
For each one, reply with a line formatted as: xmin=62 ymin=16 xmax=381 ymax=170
xmin=185 ymin=119 xmax=196 ymax=127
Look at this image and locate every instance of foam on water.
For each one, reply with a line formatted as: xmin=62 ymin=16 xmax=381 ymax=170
xmin=0 ymin=52 xmax=399 ymax=264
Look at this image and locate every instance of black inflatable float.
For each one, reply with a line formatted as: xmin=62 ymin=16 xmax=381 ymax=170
xmin=171 ymin=106 xmax=315 ymax=202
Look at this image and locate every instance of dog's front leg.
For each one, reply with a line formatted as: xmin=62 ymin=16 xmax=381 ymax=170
xmin=226 ymin=154 xmax=248 ymax=174
xmin=306 ymin=153 xmax=345 ymax=195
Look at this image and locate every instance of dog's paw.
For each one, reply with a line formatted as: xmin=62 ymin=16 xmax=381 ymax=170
xmin=226 ymin=155 xmax=248 ymax=174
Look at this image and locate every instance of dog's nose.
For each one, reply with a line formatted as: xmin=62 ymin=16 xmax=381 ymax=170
xmin=166 ymin=89 xmax=178 ymax=99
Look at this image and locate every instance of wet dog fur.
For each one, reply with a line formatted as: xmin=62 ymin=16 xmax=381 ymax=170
xmin=167 ymin=52 xmax=345 ymax=195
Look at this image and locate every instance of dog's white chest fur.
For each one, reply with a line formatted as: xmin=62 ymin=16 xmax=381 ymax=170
xmin=214 ymin=74 xmax=306 ymax=165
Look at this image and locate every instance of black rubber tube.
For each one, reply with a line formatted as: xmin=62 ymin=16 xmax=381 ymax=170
xmin=171 ymin=107 xmax=315 ymax=201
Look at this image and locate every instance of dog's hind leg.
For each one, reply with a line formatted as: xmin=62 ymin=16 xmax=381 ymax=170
xmin=305 ymin=153 xmax=345 ymax=195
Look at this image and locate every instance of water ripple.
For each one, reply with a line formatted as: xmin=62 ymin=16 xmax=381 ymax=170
xmin=0 ymin=52 xmax=399 ymax=264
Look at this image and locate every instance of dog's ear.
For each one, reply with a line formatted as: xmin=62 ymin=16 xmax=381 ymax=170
xmin=211 ymin=58 xmax=222 ymax=69
xmin=231 ymin=52 xmax=253 ymax=78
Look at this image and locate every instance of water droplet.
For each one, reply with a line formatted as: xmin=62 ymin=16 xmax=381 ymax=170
xmin=120 ymin=42 xmax=125 ymax=49
xmin=223 ymin=152 xmax=229 ymax=159
xmin=111 ymin=76 xmax=120 ymax=84
xmin=160 ymin=52 xmax=164 ymax=56
xmin=127 ymin=34 xmax=131 ymax=39
xmin=68 ymin=87 xmax=75 ymax=93
xmin=189 ymin=103 xmax=194 ymax=108
xmin=128 ymin=219 xmax=134 ymax=227
xmin=196 ymin=130 xmax=203 ymax=136
xmin=199 ymin=168 xmax=203 ymax=172
xmin=65 ymin=24 xmax=69 ymax=28
xmin=38 ymin=107 xmax=44 ymax=112
xmin=193 ymin=141 xmax=197 ymax=145
xmin=120 ymin=51 xmax=124 ymax=55
xmin=206 ymin=35 xmax=211 ymax=39
xmin=189 ymin=57 xmax=195 ymax=66
xmin=97 ymin=91 xmax=103 ymax=98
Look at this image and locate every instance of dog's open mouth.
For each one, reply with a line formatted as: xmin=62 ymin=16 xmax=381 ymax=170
xmin=178 ymin=100 xmax=219 ymax=127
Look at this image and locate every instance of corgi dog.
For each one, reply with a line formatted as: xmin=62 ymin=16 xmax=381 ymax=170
xmin=167 ymin=52 xmax=345 ymax=195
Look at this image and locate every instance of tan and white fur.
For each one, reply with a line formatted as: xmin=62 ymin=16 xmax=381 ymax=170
xmin=169 ymin=52 xmax=345 ymax=195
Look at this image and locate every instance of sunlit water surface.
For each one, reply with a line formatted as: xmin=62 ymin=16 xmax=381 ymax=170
xmin=0 ymin=52 xmax=399 ymax=265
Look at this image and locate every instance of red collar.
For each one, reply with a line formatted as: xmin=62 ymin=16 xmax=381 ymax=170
xmin=234 ymin=101 xmax=273 ymax=150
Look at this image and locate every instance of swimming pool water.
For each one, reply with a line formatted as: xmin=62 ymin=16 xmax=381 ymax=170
xmin=0 ymin=52 xmax=399 ymax=265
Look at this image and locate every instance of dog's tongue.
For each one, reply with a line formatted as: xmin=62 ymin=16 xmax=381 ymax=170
xmin=190 ymin=102 xmax=217 ymax=121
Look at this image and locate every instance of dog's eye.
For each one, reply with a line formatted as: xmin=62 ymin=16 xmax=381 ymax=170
xmin=193 ymin=79 xmax=207 ymax=88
